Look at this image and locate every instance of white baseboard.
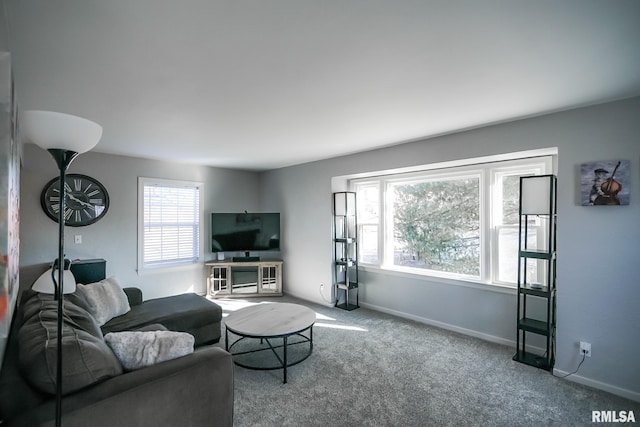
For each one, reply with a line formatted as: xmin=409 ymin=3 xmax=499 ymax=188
xmin=286 ymin=289 xmax=335 ymax=308
xmin=552 ymin=369 xmax=640 ymax=403
xmin=359 ymin=301 xmax=515 ymax=347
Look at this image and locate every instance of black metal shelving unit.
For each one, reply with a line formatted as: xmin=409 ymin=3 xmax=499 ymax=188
xmin=333 ymin=191 xmax=359 ymax=311
xmin=513 ymin=175 xmax=557 ymax=371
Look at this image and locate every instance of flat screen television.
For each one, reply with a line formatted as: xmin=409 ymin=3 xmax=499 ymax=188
xmin=211 ymin=212 xmax=280 ymax=254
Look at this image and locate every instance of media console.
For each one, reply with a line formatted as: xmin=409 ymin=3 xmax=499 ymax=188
xmin=205 ymin=259 xmax=283 ymax=298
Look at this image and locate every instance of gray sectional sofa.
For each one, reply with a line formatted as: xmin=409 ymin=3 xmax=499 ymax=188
xmin=0 ymin=270 xmax=233 ymax=427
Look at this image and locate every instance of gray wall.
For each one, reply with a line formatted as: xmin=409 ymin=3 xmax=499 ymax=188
xmin=0 ymin=0 xmax=7 ymax=51
xmin=262 ymin=97 xmax=640 ymax=400
xmin=20 ymin=144 xmax=261 ymax=300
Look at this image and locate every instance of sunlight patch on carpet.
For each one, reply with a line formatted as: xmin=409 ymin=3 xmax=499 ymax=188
xmin=214 ymin=298 xmax=261 ymax=316
xmin=314 ymin=312 xmax=335 ymax=321
xmin=314 ymin=322 xmax=368 ymax=332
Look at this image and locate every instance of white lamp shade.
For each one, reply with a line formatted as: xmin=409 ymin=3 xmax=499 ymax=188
xmin=32 ymin=268 xmax=77 ymax=294
xmin=521 ymin=176 xmax=553 ymax=215
xmin=21 ymin=110 xmax=102 ymax=153
xmin=334 ymin=192 xmax=356 ymax=216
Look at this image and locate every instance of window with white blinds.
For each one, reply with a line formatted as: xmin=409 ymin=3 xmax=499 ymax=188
xmin=138 ymin=178 xmax=202 ymax=270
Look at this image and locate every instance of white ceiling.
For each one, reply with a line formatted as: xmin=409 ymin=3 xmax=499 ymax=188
xmin=7 ymin=1 xmax=640 ymax=171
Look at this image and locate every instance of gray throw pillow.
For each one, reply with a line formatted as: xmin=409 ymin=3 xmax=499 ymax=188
xmin=104 ymin=330 xmax=195 ymax=371
xmin=76 ymin=277 xmax=130 ymax=325
xmin=19 ymin=293 xmax=123 ymax=395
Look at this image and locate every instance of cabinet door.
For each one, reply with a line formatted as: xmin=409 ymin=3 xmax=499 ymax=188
xmin=259 ymin=264 xmax=281 ymax=293
xmin=209 ymin=265 xmax=231 ymax=295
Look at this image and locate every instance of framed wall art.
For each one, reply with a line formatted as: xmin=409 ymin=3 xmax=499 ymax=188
xmin=1 ymin=52 xmax=20 ymax=366
xmin=580 ymin=159 xmax=630 ymax=206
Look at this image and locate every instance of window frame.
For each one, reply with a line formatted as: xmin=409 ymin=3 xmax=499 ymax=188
xmin=354 ymin=181 xmax=382 ymax=265
xmin=352 ymin=155 xmax=552 ymax=287
xmin=137 ymin=177 xmax=204 ymax=273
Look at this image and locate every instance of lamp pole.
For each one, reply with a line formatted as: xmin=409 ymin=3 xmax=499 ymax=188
xmin=48 ymin=148 xmax=79 ymax=427
xmin=21 ymin=110 xmax=103 ymax=427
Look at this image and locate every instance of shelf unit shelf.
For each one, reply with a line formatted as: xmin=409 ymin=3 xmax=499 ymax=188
xmin=333 ymin=191 xmax=359 ymax=311
xmin=519 ymin=250 xmax=555 ymax=260
xmin=334 ymin=238 xmax=356 ymax=244
xmin=518 ymin=317 xmax=551 ymax=335
xmin=519 ymin=285 xmax=552 ymax=297
xmin=513 ymin=175 xmax=557 ymax=371
xmin=513 ymin=350 xmax=553 ymax=370
xmin=337 ymin=281 xmax=359 ymax=290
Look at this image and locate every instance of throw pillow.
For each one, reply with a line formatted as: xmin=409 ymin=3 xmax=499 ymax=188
xmin=19 ymin=292 xmax=123 ymax=395
xmin=76 ymin=277 xmax=131 ymax=326
xmin=104 ymin=330 xmax=195 ymax=371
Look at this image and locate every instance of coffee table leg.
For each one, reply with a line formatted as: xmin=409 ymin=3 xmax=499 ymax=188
xmin=283 ymin=335 xmax=288 ymax=384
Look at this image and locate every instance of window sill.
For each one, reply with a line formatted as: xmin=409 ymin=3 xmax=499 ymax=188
xmin=359 ymin=265 xmax=517 ymax=295
xmin=137 ymin=262 xmax=203 ymax=276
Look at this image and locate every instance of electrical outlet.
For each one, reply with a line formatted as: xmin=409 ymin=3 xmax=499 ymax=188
xmin=580 ymin=341 xmax=591 ymax=358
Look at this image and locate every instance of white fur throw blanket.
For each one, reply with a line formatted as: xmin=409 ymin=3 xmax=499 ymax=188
xmin=104 ymin=330 xmax=195 ymax=370
xmin=76 ymin=277 xmax=130 ymax=326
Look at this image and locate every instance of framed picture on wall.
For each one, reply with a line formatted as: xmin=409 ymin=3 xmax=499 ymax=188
xmin=1 ymin=52 xmax=21 ymax=345
xmin=580 ymin=160 xmax=630 ymax=206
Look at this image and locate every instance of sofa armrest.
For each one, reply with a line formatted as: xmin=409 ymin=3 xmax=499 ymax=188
xmin=123 ymin=287 xmax=143 ymax=306
xmin=11 ymin=346 xmax=234 ymax=427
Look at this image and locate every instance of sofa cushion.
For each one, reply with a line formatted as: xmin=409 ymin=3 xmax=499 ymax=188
xmin=101 ymin=293 xmax=222 ymax=346
xmin=76 ymin=277 xmax=131 ymax=326
xmin=134 ymin=323 xmax=169 ymax=332
xmin=104 ymin=330 xmax=195 ymax=370
xmin=18 ymin=293 xmax=123 ymax=395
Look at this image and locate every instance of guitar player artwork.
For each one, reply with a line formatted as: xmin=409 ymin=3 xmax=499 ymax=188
xmin=581 ymin=160 xmax=630 ymax=206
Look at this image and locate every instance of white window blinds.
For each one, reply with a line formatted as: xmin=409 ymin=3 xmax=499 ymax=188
xmin=140 ymin=178 xmax=201 ymax=269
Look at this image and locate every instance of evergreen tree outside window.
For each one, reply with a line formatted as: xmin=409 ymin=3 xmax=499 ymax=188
xmin=389 ymin=174 xmax=481 ymax=276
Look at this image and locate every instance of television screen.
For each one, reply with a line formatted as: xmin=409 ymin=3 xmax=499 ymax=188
xmin=211 ymin=212 xmax=280 ymax=253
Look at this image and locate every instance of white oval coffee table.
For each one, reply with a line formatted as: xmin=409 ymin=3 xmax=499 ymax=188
xmin=224 ymin=302 xmax=316 ymax=383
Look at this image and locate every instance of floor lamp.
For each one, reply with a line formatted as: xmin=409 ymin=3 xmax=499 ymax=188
xmin=22 ymin=110 xmax=102 ymax=427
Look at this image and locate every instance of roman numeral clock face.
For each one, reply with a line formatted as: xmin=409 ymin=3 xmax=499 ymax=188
xmin=41 ymin=174 xmax=110 ymax=227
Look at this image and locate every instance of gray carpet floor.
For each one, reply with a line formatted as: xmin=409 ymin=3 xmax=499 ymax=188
xmin=213 ymin=295 xmax=639 ymax=427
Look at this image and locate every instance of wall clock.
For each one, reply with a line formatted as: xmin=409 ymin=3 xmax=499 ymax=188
xmin=41 ymin=174 xmax=110 ymax=227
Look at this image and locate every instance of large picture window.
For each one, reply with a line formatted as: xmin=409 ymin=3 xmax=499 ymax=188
xmin=353 ymin=156 xmax=552 ymax=286
xmin=138 ymin=178 xmax=202 ymax=270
